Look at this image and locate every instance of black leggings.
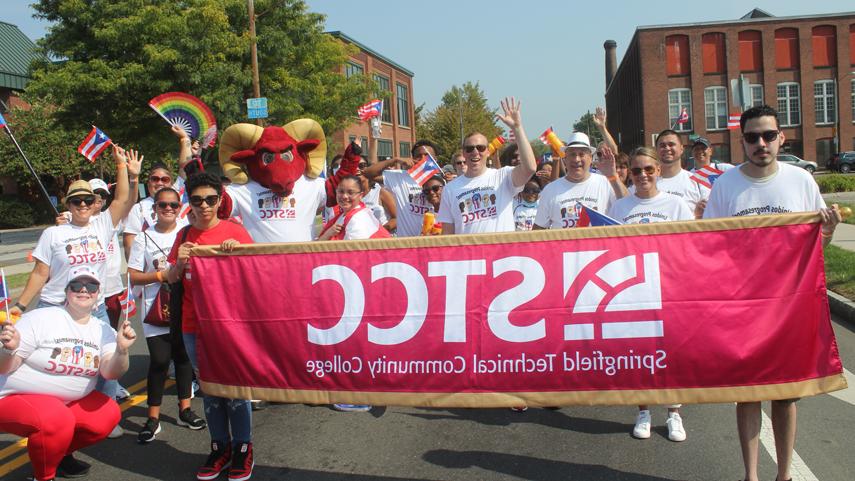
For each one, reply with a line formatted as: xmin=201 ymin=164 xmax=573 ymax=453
xmin=145 ymin=332 xmax=193 ymax=407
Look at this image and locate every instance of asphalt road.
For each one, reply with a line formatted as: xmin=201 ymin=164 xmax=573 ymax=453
xmin=1 ymin=315 xmax=854 ymax=481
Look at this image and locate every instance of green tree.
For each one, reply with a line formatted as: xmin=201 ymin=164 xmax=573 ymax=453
xmin=572 ymin=111 xmax=604 ymax=146
xmin=28 ymin=0 xmax=372 ymax=163
xmin=418 ymin=82 xmax=502 ymax=161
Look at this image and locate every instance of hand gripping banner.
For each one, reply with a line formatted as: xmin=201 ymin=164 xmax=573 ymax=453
xmin=190 ymin=213 xmax=846 ymax=407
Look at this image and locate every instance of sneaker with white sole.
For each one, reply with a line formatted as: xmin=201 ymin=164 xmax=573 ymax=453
xmin=666 ymin=412 xmax=686 ymax=442
xmin=632 ymin=410 xmax=651 ymax=439
xmin=116 ymin=386 xmax=131 ymax=401
xmin=107 ymin=424 xmax=124 ymax=439
xmin=332 ymin=403 xmax=372 ymax=412
xmin=137 ymin=417 xmax=161 ymax=443
xmin=178 ymin=408 xmax=207 ymax=430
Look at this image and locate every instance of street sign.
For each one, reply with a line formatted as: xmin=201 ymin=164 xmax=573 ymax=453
xmin=247 ymin=97 xmax=268 ymax=119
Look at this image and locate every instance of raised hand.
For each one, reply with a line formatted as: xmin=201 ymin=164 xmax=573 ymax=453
xmin=116 ymin=319 xmax=137 ymax=352
xmin=126 ymin=149 xmax=144 ymax=177
xmin=112 ymin=145 xmax=127 ymax=164
xmin=171 ymin=124 xmax=189 ymax=141
xmin=597 ymin=145 xmax=617 ymax=177
xmin=1 ymin=321 xmax=20 ymax=352
xmin=593 ymin=107 xmax=607 ymax=128
xmin=496 ymin=97 xmax=523 ymax=131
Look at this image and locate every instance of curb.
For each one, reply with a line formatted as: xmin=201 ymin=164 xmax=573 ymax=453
xmin=828 ymin=290 xmax=855 ymax=326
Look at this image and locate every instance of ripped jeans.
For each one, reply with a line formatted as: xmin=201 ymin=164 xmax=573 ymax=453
xmin=183 ymin=333 xmax=252 ymax=445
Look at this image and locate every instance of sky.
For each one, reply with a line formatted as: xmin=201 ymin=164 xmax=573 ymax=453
xmin=4 ymin=0 xmax=854 ymax=139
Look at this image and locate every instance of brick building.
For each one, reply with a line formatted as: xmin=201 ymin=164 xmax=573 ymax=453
xmin=328 ymin=31 xmax=416 ymax=160
xmin=604 ymin=9 xmax=855 ymax=168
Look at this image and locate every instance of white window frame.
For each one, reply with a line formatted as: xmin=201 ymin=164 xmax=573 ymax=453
xmin=668 ymin=88 xmax=692 ymax=132
xmin=704 ymin=86 xmax=728 ymax=131
xmin=814 ymin=80 xmax=836 ymax=126
xmin=749 ymin=84 xmax=764 ymax=107
xmin=776 ymin=82 xmax=801 ymax=127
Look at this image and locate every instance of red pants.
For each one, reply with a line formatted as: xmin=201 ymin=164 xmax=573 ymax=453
xmin=0 ymin=391 xmax=119 ymax=480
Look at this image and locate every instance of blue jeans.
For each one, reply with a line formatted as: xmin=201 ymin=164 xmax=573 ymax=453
xmin=37 ymin=300 xmax=118 ymax=399
xmin=183 ymin=333 xmax=252 ymax=445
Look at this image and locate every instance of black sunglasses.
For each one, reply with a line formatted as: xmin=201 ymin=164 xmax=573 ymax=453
xmin=189 ymin=195 xmax=220 ymax=207
xmin=357 ymin=162 xmax=368 ymax=169
xmin=463 ymin=144 xmax=488 ymax=153
xmin=630 ymin=166 xmax=657 ymax=176
xmin=423 ymin=185 xmax=443 ymax=194
xmin=69 ymin=196 xmax=97 ymax=207
xmin=68 ymin=280 xmax=100 ymax=293
xmin=523 ymin=187 xmax=541 ymax=195
xmin=743 ymin=130 xmax=779 ymax=144
xmin=156 ymin=201 xmax=181 ymax=210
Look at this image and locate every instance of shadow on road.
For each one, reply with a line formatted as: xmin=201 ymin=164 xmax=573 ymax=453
xmin=403 ymin=407 xmax=630 ymax=434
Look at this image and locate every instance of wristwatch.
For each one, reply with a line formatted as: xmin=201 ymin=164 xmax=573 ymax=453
xmin=1 ymin=346 xmax=16 ymax=356
xmin=14 ymin=302 xmax=27 ymax=312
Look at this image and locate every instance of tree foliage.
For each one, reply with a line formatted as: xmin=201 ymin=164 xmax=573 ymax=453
xmin=27 ymin=0 xmax=373 ymax=163
xmin=418 ymin=82 xmax=502 ymax=161
xmin=572 ymin=112 xmax=604 ymax=146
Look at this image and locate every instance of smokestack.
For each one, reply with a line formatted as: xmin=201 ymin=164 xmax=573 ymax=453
xmin=604 ymin=40 xmax=617 ymax=89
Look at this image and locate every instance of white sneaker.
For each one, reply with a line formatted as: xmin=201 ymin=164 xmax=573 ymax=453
xmin=107 ymin=424 xmax=124 ymax=439
xmin=632 ymin=410 xmax=651 ymax=439
xmin=116 ymin=386 xmax=130 ymax=401
xmin=666 ymin=412 xmax=686 ymax=442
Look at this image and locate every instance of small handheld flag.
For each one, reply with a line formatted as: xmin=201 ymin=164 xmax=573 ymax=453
xmin=407 ymin=152 xmax=442 ymax=186
xmin=118 ymin=274 xmax=137 ymax=319
xmin=0 ymin=268 xmax=10 ymax=309
xmin=77 ymin=126 xmax=112 ymax=163
xmin=690 ymin=165 xmax=725 ymax=189
xmin=0 ymin=112 xmax=7 ymax=129
xmin=576 ymin=203 xmax=622 ymax=227
xmin=358 ymin=99 xmax=383 ymax=121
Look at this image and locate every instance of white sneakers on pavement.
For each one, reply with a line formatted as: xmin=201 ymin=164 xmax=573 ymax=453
xmin=631 ymin=410 xmax=687 ymax=442
xmin=632 ymin=409 xmax=651 ymax=439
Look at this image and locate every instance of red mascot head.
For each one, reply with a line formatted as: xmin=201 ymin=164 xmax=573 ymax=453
xmin=219 ymin=120 xmax=327 ymax=196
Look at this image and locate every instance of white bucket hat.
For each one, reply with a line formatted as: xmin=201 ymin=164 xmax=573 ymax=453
xmin=561 ymin=132 xmax=596 ymax=153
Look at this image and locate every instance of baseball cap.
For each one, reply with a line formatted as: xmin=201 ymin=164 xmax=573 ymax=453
xmin=561 ymin=132 xmax=596 ymax=153
xmin=693 ymin=137 xmax=711 ymax=149
xmin=66 ymin=265 xmax=100 ymax=287
xmin=88 ymin=178 xmax=109 ymax=195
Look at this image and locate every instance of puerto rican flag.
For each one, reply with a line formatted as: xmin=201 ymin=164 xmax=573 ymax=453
xmin=357 ymin=99 xmax=383 ymax=121
xmin=0 ymin=112 xmax=7 ymax=129
xmin=0 ymin=269 xmax=9 ymax=308
xmin=690 ymin=165 xmax=725 ymax=189
xmin=407 ymin=152 xmax=442 ymax=186
xmin=676 ymin=108 xmax=689 ymax=124
xmin=118 ymin=274 xmax=137 ymax=318
xmin=77 ymin=126 xmax=112 ymax=163
xmin=727 ymin=113 xmax=741 ymax=130
xmin=576 ymin=203 xmax=622 ymax=227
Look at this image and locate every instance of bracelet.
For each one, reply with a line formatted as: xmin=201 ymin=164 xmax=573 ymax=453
xmin=14 ymin=302 xmax=27 ymax=313
xmin=116 ymin=163 xmax=127 ymax=169
xmin=821 ymin=231 xmax=833 ymax=238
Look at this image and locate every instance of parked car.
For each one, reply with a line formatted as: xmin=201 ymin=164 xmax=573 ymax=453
xmin=777 ymin=153 xmax=817 ymax=173
xmin=828 ymin=151 xmax=855 ymax=173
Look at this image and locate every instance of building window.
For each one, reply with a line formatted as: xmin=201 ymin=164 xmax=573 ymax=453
xmin=774 ymin=28 xmax=799 ymax=70
xmin=738 ymin=30 xmax=762 ymax=72
xmin=776 ymin=83 xmax=801 ymax=127
xmin=814 ymin=80 xmax=836 ymax=125
xmin=701 ymin=32 xmax=726 ymax=74
xmin=361 ymin=136 xmax=369 ymax=149
xmin=749 ymin=84 xmax=764 ymax=107
xmin=812 ymin=26 xmax=837 ymax=67
xmin=377 ymin=139 xmax=393 ymax=158
xmin=704 ymin=86 xmax=728 ymax=130
xmin=782 ymin=140 xmax=803 ymax=158
xmin=396 ymin=83 xmax=410 ymax=127
xmin=712 ymin=144 xmax=730 ymax=164
xmin=344 ymin=62 xmax=364 ymax=78
xmin=373 ymin=74 xmax=392 ymax=123
xmin=668 ymin=88 xmax=692 ymax=132
xmin=399 ymin=141 xmax=411 ymax=158
xmin=665 ymin=35 xmax=690 ymax=76
xmin=816 ymin=138 xmax=834 ymax=167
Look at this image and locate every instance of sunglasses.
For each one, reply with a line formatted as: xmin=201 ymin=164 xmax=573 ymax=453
xmin=357 ymin=162 xmax=368 ymax=169
xmin=67 ymin=280 xmax=100 ymax=293
xmin=455 ymin=161 xmax=465 ymax=165
xmin=523 ymin=188 xmax=541 ymax=195
xmin=743 ymin=130 xmax=779 ymax=144
xmin=630 ymin=166 xmax=657 ymax=176
xmin=156 ymin=201 xmax=181 ymax=210
xmin=148 ymin=175 xmax=172 ymax=184
xmin=422 ymin=185 xmax=443 ymax=194
xmin=69 ymin=196 xmax=97 ymax=207
xmin=189 ymin=195 xmax=220 ymax=207
xmin=463 ymin=144 xmax=488 ymax=153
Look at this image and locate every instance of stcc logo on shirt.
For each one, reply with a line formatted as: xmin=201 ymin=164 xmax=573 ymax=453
xmin=255 ymin=190 xmax=297 ymax=221
xmin=456 ymin=187 xmax=498 ymax=225
xmin=45 ymin=339 xmax=100 ymax=377
xmin=64 ymin=234 xmax=107 ymax=265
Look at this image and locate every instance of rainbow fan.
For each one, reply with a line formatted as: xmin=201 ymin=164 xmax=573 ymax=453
xmin=148 ymin=92 xmax=217 ymax=147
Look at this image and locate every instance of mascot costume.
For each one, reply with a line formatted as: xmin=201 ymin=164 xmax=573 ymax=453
xmin=217 ymin=120 xmax=362 ymax=243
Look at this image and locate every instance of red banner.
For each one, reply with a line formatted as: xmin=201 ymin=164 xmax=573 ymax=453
xmin=190 ymin=214 xmax=846 ymax=407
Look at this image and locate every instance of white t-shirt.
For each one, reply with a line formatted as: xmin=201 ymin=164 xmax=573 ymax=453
xmin=608 ymin=192 xmax=694 ymax=224
xmin=513 ymin=197 xmax=538 ymax=231
xmin=633 ymin=169 xmax=709 ymax=212
xmin=363 ymin=183 xmax=389 ymax=226
xmin=0 ymin=307 xmax=117 ymax=403
xmin=102 ymin=221 xmax=125 ymax=297
xmin=704 ymin=162 xmax=826 ymax=219
xmin=437 ymin=167 xmax=521 ymax=234
xmin=534 ymin=174 xmax=616 ymax=229
xmin=33 ymin=213 xmax=115 ymax=305
xmin=225 ymin=177 xmax=326 ymax=243
xmin=124 ymin=177 xmax=187 ymax=235
xmin=127 ymin=226 xmax=179 ymax=338
xmin=382 ymin=170 xmax=433 ymax=237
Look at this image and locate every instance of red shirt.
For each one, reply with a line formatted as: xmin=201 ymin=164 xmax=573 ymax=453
xmin=168 ymin=220 xmax=253 ymax=333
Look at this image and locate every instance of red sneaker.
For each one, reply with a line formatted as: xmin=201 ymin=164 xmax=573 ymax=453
xmin=228 ymin=442 xmax=254 ymax=481
xmin=196 ymin=441 xmax=231 ymax=480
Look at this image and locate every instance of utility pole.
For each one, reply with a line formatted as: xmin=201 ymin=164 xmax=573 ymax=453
xmin=248 ymin=0 xmax=262 ymax=126
xmin=458 ymin=88 xmax=464 ymax=147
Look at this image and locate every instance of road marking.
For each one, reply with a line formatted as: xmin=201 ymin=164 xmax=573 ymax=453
xmin=828 ymin=368 xmax=855 ymax=406
xmin=760 ymin=409 xmax=818 ymax=481
xmin=0 ymin=379 xmax=174 ymax=476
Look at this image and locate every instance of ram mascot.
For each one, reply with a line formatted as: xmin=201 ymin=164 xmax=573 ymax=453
xmin=216 ymin=120 xmax=361 ymax=243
